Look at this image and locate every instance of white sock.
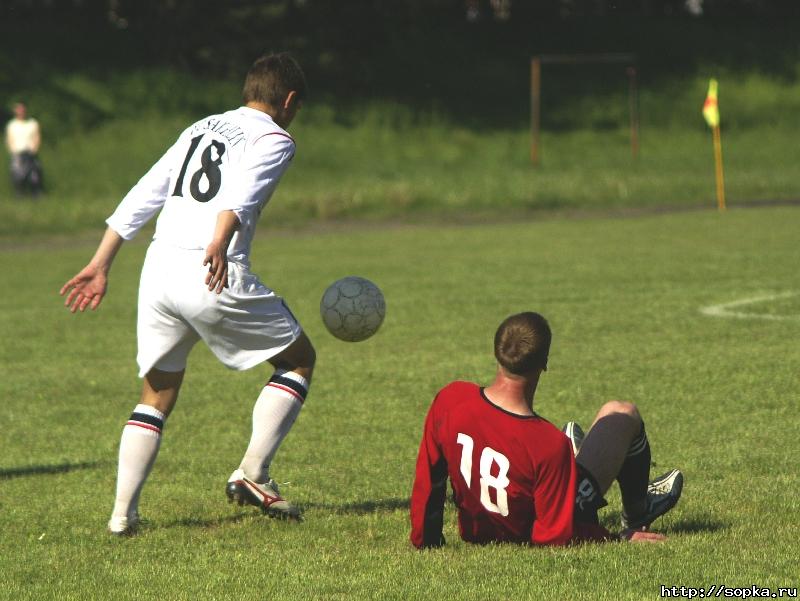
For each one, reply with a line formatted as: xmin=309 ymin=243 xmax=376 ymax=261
xmin=238 ymin=369 xmax=309 ymax=483
xmin=110 ymin=404 xmax=165 ymax=520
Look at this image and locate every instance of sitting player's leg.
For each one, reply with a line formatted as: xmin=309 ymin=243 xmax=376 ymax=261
xmin=576 ymin=401 xmax=682 ymax=529
xmin=227 ymin=332 xmax=315 ymax=519
xmin=577 ymin=401 xmax=646 ymax=497
xmin=109 ymin=368 xmax=185 ymax=534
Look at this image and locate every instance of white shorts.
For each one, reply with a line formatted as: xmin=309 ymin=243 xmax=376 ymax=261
xmin=136 ymin=242 xmax=303 ymax=377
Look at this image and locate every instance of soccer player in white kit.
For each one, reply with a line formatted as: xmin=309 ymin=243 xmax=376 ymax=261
xmin=60 ymin=53 xmax=316 ymax=534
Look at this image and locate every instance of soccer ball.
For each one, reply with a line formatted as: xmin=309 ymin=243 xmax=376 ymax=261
xmin=320 ymin=276 xmax=386 ymax=342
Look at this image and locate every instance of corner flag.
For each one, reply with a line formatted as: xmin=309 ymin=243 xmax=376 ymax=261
xmin=703 ymin=79 xmax=720 ymax=128
xmin=702 ymin=78 xmax=725 ymax=211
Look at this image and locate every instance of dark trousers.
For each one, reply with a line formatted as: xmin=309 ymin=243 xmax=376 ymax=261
xmin=10 ymin=151 xmax=43 ymax=196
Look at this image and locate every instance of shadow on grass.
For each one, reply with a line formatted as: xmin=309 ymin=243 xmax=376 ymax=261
xmin=162 ymin=498 xmax=410 ymax=532
xmin=0 ymin=461 xmax=103 ymax=480
xmin=302 ymin=497 xmax=410 ymax=515
xmin=166 ymin=513 xmax=255 ymax=530
xmin=665 ymin=514 xmax=729 ymax=534
xmin=601 ymin=511 xmax=727 ymax=536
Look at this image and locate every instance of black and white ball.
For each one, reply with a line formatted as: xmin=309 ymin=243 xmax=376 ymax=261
xmin=320 ymin=276 xmax=386 ymax=342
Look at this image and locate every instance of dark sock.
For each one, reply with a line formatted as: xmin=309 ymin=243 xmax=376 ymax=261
xmin=617 ymin=423 xmax=651 ymax=517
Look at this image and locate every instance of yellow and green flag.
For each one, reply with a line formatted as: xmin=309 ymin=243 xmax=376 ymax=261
xmin=703 ymin=79 xmax=720 ymax=128
xmin=702 ymin=78 xmax=726 ymax=211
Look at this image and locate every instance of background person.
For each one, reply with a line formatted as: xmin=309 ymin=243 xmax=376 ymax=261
xmin=410 ymin=311 xmax=683 ymax=548
xmin=5 ymin=102 xmax=43 ymax=196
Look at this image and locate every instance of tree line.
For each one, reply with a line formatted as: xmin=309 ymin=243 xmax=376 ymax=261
xmin=3 ymin=0 xmax=799 ymax=23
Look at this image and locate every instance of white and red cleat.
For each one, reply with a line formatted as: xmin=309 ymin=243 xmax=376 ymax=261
xmin=226 ymin=469 xmax=301 ymax=520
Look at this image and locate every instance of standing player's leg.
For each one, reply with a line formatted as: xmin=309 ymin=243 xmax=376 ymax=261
xmin=108 ymin=368 xmax=184 ymax=534
xmin=227 ymin=332 xmax=315 ymax=519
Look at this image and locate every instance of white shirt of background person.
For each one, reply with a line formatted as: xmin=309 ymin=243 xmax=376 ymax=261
xmin=5 ymin=103 xmax=41 ymax=155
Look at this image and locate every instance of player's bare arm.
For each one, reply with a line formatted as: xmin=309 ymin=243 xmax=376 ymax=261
xmin=60 ymin=227 xmax=124 ymax=313
xmin=203 ymin=209 xmax=240 ymax=294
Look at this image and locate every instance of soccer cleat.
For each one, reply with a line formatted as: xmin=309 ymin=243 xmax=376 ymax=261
xmin=226 ymin=469 xmax=302 ymax=520
xmin=621 ymin=468 xmax=684 ymax=530
xmin=562 ymin=421 xmax=585 ymax=457
xmin=108 ymin=511 xmax=140 ymax=536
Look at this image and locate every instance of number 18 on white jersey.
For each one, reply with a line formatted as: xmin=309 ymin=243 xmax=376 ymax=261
xmin=106 ymin=106 xmax=296 ymax=263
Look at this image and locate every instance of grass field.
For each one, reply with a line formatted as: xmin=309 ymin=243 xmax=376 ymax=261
xmin=1 ymin=206 xmax=798 ymax=600
xmin=2 ymin=59 xmax=800 ymax=235
xmin=2 ymin=109 xmax=799 ymax=236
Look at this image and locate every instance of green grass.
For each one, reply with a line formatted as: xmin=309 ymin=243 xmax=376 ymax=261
xmin=2 ymin=58 xmax=800 ymax=235
xmin=1 ymin=104 xmax=799 ymax=236
xmin=1 ymin=207 xmax=798 ymax=600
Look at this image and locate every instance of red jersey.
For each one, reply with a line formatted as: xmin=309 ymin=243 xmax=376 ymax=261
xmin=410 ymin=381 xmax=609 ymax=548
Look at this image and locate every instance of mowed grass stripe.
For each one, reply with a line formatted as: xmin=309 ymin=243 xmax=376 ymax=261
xmin=1 ymin=207 xmax=797 ymax=600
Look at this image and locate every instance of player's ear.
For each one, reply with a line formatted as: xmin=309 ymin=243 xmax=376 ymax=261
xmin=283 ymin=90 xmax=299 ymax=110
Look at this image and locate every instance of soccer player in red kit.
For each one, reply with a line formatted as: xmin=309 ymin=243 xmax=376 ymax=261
xmin=410 ymin=312 xmax=683 ymax=548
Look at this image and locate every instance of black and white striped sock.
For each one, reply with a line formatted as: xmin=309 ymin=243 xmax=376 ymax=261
xmin=111 ymin=404 xmax=166 ymax=520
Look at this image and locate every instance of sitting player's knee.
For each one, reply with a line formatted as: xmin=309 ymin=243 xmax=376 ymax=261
xmin=599 ymin=400 xmax=640 ymax=420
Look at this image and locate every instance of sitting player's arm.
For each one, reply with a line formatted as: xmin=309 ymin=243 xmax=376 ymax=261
xmin=530 ymin=435 xmax=578 ymax=546
xmin=409 ymin=398 xmax=448 ymax=549
xmin=571 ymin=465 xmax=616 ymax=543
xmin=571 ymin=472 xmax=662 ymax=542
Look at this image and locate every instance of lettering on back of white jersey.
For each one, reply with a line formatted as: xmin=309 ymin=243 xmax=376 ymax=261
xmin=191 ymin=118 xmax=245 ymax=148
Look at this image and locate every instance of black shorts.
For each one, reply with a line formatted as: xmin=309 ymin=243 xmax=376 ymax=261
xmin=574 ymin=463 xmax=608 ymax=524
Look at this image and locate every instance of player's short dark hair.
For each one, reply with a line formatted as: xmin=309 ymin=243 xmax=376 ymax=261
xmin=242 ymin=53 xmax=307 ymax=107
xmin=494 ymin=312 xmax=552 ymax=375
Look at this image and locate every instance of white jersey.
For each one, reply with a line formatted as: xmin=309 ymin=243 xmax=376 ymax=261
xmin=106 ymin=106 xmax=295 ymax=263
xmin=5 ymin=118 xmax=40 ymax=154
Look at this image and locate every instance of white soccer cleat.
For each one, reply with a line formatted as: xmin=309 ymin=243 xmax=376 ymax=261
xmin=108 ymin=511 xmax=140 ymax=536
xmin=225 ymin=469 xmax=302 ymax=520
xmin=562 ymin=421 xmax=585 ymax=457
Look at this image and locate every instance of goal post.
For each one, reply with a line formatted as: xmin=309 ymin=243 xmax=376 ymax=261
xmin=530 ymin=53 xmax=639 ymax=165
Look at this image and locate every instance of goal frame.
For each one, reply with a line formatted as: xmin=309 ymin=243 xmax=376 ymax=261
xmin=530 ymin=53 xmax=639 ymax=165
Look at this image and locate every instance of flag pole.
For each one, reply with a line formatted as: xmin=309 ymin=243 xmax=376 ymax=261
xmin=712 ymin=124 xmax=726 ymax=211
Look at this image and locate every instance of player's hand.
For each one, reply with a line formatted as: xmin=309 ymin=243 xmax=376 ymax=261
xmin=60 ymin=264 xmax=108 ymax=313
xmin=620 ymin=528 xmax=666 ymax=543
xmin=203 ymin=243 xmax=229 ymax=294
